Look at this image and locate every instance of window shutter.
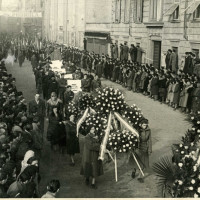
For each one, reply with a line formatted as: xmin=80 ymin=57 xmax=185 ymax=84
xmin=121 ymin=0 xmax=125 ymax=23
xmin=133 ymin=0 xmax=137 ymax=22
xmin=125 ymin=0 xmax=130 ymax=23
xmin=137 ymin=0 xmax=141 ymax=22
xmin=138 ymin=0 xmax=144 ymax=22
xmin=115 ymin=0 xmax=121 ymax=23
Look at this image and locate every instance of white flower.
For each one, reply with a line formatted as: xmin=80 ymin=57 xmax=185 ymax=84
xmin=123 ymin=149 xmax=126 ymax=152
xmin=198 ymin=187 xmax=200 ymax=193
xmin=115 ymin=142 xmax=117 ymax=145
xmin=126 ymin=144 xmax=129 ymax=147
xmin=197 ymin=121 xmax=200 ymax=124
xmin=192 ymin=128 xmax=196 ymax=131
xmin=114 ymin=147 xmax=117 ymax=150
xmin=178 ymin=163 xmax=183 ymax=168
xmin=198 ymin=175 xmax=200 ymax=180
xmin=130 ymin=141 xmax=132 ymax=144
xmin=184 ymin=146 xmax=188 ymax=150
xmin=194 ymin=193 xmax=199 ymax=198
xmin=191 ymin=179 xmax=196 ymax=184
xmin=96 ymin=128 xmax=99 ymax=130
xmin=193 ymin=166 xmax=197 ymax=172
xmin=119 ymin=149 xmax=122 ymax=153
xmin=198 ymin=129 xmax=200 ymax=133
xmin=178 ymin=180 xmax=183 ymax=185
xmin=191 ymin=142 xmax=194 ymax=146
xmin=191 ymin=117 xmax=194 ymax=120
xmin=191 ymin=151 xmax=195 ymax=154
xmin=181 ymin=151 xmax=185 ymax=154
xmin=179 ymin=144 xmax=183 ymax=147
xmin=189 ymin=186 xmax=193 ymax=191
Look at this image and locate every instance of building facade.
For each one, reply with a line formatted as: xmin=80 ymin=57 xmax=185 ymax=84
xmin=42 ymin=0 xmax=200 ymax=68
xmin=110 ymin=0 xmax=200 ymax=68
xmin=0 ymin=0 xmax=43 ymax=35
xmin=43 ymin=0 xmax=85 ymax=48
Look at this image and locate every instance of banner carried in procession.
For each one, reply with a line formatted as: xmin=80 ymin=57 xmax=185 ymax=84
xmin=67 ymin=80 xmax=82 ymax=93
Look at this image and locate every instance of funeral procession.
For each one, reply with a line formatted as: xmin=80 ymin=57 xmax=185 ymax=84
xmin=0 ymin=0 xmax=200 ymax=198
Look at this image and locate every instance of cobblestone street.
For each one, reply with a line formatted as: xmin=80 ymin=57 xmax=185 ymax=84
xmin=6 ymin=60 xmax=191 ymax=198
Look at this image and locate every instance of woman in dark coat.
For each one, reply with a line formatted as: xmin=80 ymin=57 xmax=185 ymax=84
xmin=150 ymin=74 xmax=159 ymax=100
xmin=191 ymin=82 xmax=200 ymax=114
xmin=18 ymin=51 xmax=25 ymax=67
xmin=126 ymin=69 xmax=133 ymax=90
xmin=171 ymin=79 xmax=180 ymax=109
xmin=96 ymin=61 xmax=104 ymax=78
xmin=132 ymin=118 xmax=152 ymax=183
xmin=80 ymin=126 xmax=103 ymax=189
xmin=47 ymin=107 xmax=65 ymax=151
xmin=65 ymin=114 xmax=80 ymax=166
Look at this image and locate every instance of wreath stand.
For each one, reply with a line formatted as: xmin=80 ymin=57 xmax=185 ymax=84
xmin=77 ymin=108 xmax=145 ymax=182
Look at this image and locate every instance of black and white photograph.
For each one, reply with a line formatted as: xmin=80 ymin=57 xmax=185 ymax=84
xmin=0 ymin=0 xmax=200 ymax=198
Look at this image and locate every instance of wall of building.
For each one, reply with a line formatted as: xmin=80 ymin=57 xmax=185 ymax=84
xmin=43 ymin=0 xmax=85 ymax=48
xmin=42 ymin=0 xmax=200 ymax=65
xmin=109 ymin=0 xmax=200 ymax=67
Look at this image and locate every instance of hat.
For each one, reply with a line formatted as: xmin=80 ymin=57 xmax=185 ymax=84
xmin=139 ymin=118 xmax=149 ymax=125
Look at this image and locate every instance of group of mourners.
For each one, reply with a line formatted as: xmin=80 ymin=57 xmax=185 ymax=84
xmin=1 ymin=32 xmax=199 ymax=197
xmin=62 ymin=45 xmax=200 ymax=114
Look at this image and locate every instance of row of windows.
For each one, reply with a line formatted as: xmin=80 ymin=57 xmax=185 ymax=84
xmin=115 ymin=0 xmax=200 ymax=23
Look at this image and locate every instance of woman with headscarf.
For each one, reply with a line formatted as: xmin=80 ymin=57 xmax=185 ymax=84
xmin=80 ymin=126 xmax=103 ymax=189
xmin=18 ymin=150 xmax=35 ymax=178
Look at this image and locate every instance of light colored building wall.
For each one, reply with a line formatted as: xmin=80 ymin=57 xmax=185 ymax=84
xmin=42 ymin=0 xmax=200 ymax=64
xmin=43 ymin=0 xmax=85 ymax=48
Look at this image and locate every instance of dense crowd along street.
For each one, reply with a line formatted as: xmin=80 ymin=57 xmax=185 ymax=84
xmin=1 ymin=32 xmax=200 ymax=198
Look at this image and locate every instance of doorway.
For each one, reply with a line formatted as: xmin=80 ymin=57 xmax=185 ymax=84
xmin=153 ymin=41 xmax=161 ymax=69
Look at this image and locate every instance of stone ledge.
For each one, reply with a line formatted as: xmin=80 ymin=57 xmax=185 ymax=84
xmin=143 ymin=22 xmax=164 ymax=28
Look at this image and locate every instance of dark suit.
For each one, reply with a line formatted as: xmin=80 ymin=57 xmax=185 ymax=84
xmin=29 ymin=99 xmax=46 ymax=133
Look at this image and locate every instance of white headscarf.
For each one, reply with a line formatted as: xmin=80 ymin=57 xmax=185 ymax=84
xmin=20 ymin=150 xmax=35 ymax=174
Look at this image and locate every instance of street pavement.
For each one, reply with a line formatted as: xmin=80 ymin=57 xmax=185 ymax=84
xmin=6 ymin=60 xmax=191 ymax=198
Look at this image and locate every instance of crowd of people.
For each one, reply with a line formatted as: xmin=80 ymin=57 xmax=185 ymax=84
xmin=0 ymin=34 xmax=64 ymax=198
xmin=60 ymin=45 xmax=200 ymax=114
xmin=0 ymin=31 xmax=199 ymax=197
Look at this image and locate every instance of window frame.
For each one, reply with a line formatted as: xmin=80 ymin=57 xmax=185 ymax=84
xmin=149 ymin=0 xmax=163 ymax=22
xmin=133 ymin=0 xmax=144 ymax=23
xmin=193 ymin=4 xmax=200 ymax=19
